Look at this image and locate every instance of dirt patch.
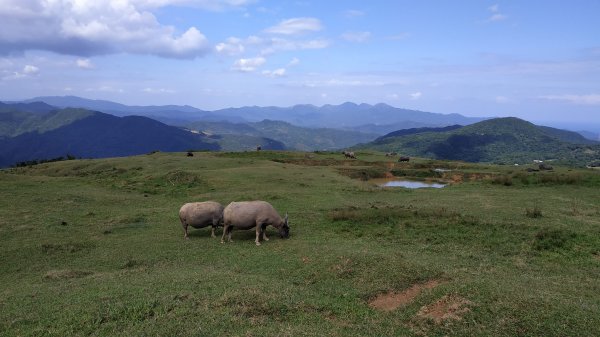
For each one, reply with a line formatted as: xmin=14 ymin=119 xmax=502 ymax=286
xmin=44 ymin=269 xmax=93 ymax=280
xmin=369 ymin=280 xmax=442 ymax=311
xmin=416 ymin=294 xmax=473 ymax=324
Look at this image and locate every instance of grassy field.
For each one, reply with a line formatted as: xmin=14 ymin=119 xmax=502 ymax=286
xmin=1 ymin=151 xmax=599 ymax=336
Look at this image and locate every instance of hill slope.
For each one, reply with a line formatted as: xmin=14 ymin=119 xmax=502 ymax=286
xmin=0 ymin=111 xmax=220 ymax=167
xmin=188 ymin=119 xmax=378 ymax=151
xmin=357 ymin=117 xmax=600 ymax=165
xmin=1 ymin=103 xmax=95 ymax=138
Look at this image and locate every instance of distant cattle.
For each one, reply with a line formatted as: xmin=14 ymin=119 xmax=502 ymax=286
xmin=186 ymin=151 xmax=194 ymax=157
xmin=256 ymin=145 xmax=262 ymax=151
xmin=539 ymin=163 xmax=553 ymax=171
xmin=385 ymin=152 xmax=398 ymax=157
xmin=398 ymin=156 xmax=410 ymax=162
xmin=343 ymin=151 xmax=356 ymax=159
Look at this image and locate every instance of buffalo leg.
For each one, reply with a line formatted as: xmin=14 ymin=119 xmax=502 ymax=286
xmin=221 ymin=224 xmax=229 ymax=243
xmin=261 ymin=223 xmax=269 ymax=241
xmin=227 ymin=226 xmax=233 ymax=242
xmin=255 ymin=226 xmax=261 ymax=246
xmin=181 ymin=220 xmax=189 ymax=240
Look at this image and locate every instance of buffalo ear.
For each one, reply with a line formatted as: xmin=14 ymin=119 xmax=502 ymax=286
xmin=284 ymin=213 xmax=289 ymax=226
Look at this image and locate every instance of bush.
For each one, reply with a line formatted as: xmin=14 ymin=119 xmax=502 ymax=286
xmin=533 ymin=229 xmax=576 ymax=251
xmin=492 ymin=175 xmax=513 ymax=186
xmin=525 ymin=205 xmax=542 ymax=218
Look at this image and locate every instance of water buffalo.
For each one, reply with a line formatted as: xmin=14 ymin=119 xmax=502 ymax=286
xmin=222 ymin=201 xmax=290 ymax=246
xmin=398 ymin=156 xmax=410 ymax=162
xmin=178 ymin=201 xmax=224 ymax=239
xmin=343 ymin=151 xmax=356 ymax=159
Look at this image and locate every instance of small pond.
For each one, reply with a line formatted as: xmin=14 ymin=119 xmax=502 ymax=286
xmin=371 ymin=178 xmax=447 ymax=189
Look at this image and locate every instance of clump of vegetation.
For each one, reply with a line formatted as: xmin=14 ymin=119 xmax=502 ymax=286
xmin=525 ymin=204 xmax=543 ymax=218
xmin=533 ymin=229 xmax=576 ymax=251
xmin=13 ymin=154 xmax=76 ymax=167
xmin=337 ymin=167 xmax=388 ymax=180
xmin=492 ymin=175 xmax=513 ymax=186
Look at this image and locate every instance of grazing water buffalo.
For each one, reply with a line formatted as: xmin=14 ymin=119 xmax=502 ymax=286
xmin=222 ymin=201 xmax=290 ymax=246
xmin=385 ymin=152 xmax=398 ymax=157
xmin=179 ymin=201 xmax=224 ymax=239
xmin=398 ymin=156 xmax=410 ymax=162
xmin=343 ymin=151 xmax=356 ymax=159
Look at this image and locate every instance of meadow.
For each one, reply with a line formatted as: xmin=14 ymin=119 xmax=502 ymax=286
xmin=1 ymin=151 xmax=599 ymax=336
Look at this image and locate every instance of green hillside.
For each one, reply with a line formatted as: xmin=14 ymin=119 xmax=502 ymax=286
xmin=1 ymin=151 xmax=599 ymax=336
xmin=0 ymin=105 xmax=93 ymax=137
xmin=358 ymin=117 xmax=600 ymax=165
xmin=188 ymin=119 xmax=378 ymax=151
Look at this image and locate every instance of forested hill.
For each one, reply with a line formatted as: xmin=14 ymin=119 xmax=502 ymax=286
xmin=356 ymin=117 xmax=600 ymax=165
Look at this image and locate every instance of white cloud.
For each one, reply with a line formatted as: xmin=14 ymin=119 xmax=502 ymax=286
xmin=232 ymin=56 xmax=266 ymax=72
xmin=264 ymin=17 xmax=323 ymax=35
xmin=344 ymin=10 xmax=364 ymax=18
xmin=341 ymin=31 xmax=371 ymax=43
xmin=288 ymin=57 xmax=300 ymax=67
xmin=216 ymin=35 xmax=329 ymax=56
xmin=409 ymin=92 xmax=422 ymax=100
xmin=23 ymin=65 xmax=39 ymax=74
xmin=0 ymin=0 xmax=211 ymax=58
xmin=2 ymin=64 xmax=39 ymax=80
xmin=142 ymin=87 xmax=175 ymax=93
xmin=123 ymin=0 xmax=254 ymax=11
xmin=85 ymin=85 xmax=124 ymax=93
xmin=495 ymin=96 xmax=510 ymax=103
xmin=215 ymin=37 xmax=245 ymax=56
xmin=76 ymin=58 xmax=94 ymax=69
xmin=486 ymin=4 xmax=507 ymax=22
xmin=302 ymin=78 xmax=386 ymax=88
xmin=488 ymin=14 xmax=507 ymax=22
xmin=262 ymin=68 xmax=286 ymax=77
xmin=539 ymin=94 xmax=600 ymax=105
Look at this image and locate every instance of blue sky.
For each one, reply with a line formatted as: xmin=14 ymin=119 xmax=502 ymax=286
xmin=0 ymin=0 xmax=599 ymax=127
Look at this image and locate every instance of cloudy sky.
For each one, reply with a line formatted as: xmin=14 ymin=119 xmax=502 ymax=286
xmin=0 ymin=0 xmax=599 ymax=127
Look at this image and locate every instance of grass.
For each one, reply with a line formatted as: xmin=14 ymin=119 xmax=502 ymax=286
xmin=1 ymin=151 xmax=600 ymax=336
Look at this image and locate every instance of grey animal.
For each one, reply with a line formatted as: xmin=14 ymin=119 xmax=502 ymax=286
xmin=398 ymin=156 xmax=410 ymax=162
xmin=178 ymin=201 xmax=224 ymax=239
xmin=222 ymin=201 xmax=290 ymax=246
xmin=343 ymin=151 xmax=356 ymax=159
xmin=385 ymin=152 xmax=398 ymax=157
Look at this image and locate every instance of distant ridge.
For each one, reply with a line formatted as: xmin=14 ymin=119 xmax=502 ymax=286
xmin=356 ymin=117 xmax=600 ymax=165
xmin=375 ymin=125 xmax=463 ymax=142
xmin=15 ymin=96 xmax=485 ymax=130
xmin=0 ymin=109 xmax=220 ymax=167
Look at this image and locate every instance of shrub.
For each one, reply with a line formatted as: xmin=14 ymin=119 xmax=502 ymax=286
xmin=492 ymin=175 xmax=513 ymax=186
xmin=533 ymin=229 xmax=576 ymax=251
xmin=525 ymin=205 xmax=542 ymax=218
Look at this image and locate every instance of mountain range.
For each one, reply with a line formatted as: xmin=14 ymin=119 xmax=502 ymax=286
xmin=356 ymin=117 xmax=599 ymax=166
xmin=2 ymin=96 xmax=598 ymax=168
xmin=20 ymin=96 xmax=485 ymax=133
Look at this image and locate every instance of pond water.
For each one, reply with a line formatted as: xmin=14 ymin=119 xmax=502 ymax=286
xmin=372 ymin=179 xmax=446 ymax=189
